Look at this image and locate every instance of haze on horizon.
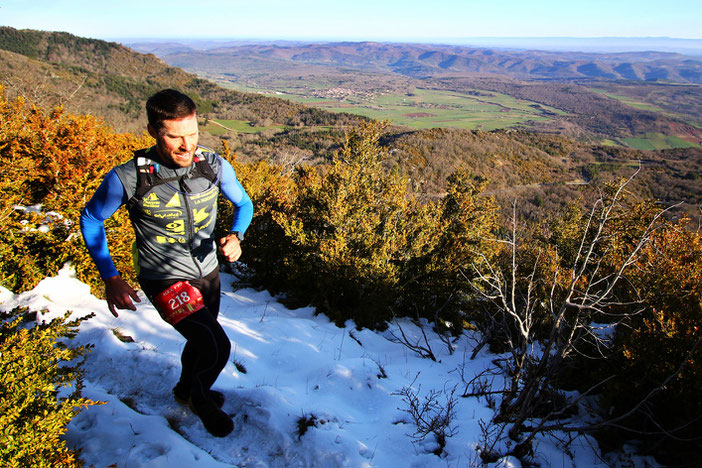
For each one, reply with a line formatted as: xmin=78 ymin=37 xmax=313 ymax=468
xmin=2 ymin=0 xmax=701 ymax=44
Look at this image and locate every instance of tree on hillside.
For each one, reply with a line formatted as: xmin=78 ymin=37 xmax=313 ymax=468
xmin=464 ymin=170 xmax=700 ymax=463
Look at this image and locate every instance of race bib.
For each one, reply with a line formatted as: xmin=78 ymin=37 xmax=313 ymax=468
xmin=154 ymin=281 xmax=205 ymax=325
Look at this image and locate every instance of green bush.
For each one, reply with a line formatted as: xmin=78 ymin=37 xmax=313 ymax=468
xmin=236 ymin=121 xmax=500 ymax=329
xmin=400 ymin=169 xmax=499 ymax=330
xmin=0 ymin=309 xmax=99 ymax=467
xmin=249 ymin=120 xmax=428 ymax=326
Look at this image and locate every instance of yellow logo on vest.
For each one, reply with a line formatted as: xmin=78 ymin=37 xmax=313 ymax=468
xmin=143 ymin=192 xmax=160 ymax=208
xmin=193 ymin=207 xmax=211 ymax=224
xmin=156 ymin=236 xmax=186 ymax=244
xmin=166 ymin=193 xmax=182 ymax=207
xmin=166 ymin=220 xmax=185 ymax=235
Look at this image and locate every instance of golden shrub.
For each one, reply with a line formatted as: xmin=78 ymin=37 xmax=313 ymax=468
xmin=0 ymin=87 xmax=150 ymax=294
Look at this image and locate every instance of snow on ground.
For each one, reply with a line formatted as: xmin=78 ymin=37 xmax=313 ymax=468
xmin=1 ymin=266 xmax=615 ymax=467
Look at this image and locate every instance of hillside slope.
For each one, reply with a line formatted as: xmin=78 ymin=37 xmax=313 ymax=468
xmin=0 ymin=27 xmax=360 ymax=134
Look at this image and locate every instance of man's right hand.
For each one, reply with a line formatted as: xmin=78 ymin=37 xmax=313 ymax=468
xmin=104 ymin=275 xmax=141 ymax=317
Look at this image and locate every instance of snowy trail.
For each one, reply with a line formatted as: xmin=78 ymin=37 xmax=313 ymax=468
xmin=1 ymin=267 xmax=612 ymax=467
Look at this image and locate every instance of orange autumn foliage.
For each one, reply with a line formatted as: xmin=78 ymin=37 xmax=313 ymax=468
xmin=0 ymin=87 xmax=151 ymax=293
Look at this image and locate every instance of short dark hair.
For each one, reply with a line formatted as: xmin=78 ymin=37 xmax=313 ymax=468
xmin=146 ymin=89 xmax=197 ymax=130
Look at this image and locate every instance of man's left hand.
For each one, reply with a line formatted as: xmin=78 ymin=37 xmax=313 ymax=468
xmin=219 ymin=233 xmax=242 ymax=262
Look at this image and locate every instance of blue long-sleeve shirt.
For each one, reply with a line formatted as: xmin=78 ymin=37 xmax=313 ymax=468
xmin=81 ymin=153 xmax=253 ymax=280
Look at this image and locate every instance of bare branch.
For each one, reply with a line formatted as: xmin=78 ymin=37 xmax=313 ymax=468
xmin=387 ymin=309 xmax=437 ymax=361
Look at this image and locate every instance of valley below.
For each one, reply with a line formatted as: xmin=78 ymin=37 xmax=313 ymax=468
xmin=131 ymin=40 xmax=702 ymax=150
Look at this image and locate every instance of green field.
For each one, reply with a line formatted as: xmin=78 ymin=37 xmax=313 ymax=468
xmin=251 ymin=87 xmax=568 ymax=131
xmin=215 ymin=81 xmax=700 ymax=150
xmin=620 ymin=133 xmax=699 ymax=150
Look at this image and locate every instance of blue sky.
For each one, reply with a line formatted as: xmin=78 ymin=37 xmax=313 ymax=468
xmin=2 ymin=0 xmax=701 ymax=41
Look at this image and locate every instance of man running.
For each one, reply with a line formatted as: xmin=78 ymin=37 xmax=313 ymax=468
xmin=80 ymin=89 xmax=253 ymax=437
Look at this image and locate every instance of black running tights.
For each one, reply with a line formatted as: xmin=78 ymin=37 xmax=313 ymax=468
xmin=139 ymin=268 xmax=231 ymax=407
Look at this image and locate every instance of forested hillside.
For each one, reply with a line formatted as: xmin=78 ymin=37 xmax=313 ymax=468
xmin=0 ymin=27 xmax=362 ymax=136
xmin=432 ymin=76 xmax=702 ymax=144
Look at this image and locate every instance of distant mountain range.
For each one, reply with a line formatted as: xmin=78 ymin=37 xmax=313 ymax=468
xmin=433 ymin=37 xmax=702 ymax=55
xmin=127 ymin=41 xmax=702 ymax=84
xmin=122 ymin=37 xmax=702 ymax=55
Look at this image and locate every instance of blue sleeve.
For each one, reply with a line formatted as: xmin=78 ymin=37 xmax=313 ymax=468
xmin=219 ymin=158 xmax=254 ymax=234
xmin=80 ymin=169 xmax=128 ymax=279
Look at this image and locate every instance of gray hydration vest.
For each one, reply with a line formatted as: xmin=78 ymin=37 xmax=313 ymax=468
xmin=113 ymin=146 xmax=222 ymax=280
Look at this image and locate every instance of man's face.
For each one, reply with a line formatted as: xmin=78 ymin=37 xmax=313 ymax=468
xmin=148 ymin=112 xmax=199 ymax=168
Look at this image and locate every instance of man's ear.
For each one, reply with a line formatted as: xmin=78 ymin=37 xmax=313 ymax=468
xmin=147 ymin=124 xmax=157 ymax=139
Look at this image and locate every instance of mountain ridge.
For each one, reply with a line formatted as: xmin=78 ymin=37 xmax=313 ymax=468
xmin=137 ymin=41 xmax=702 ymax=83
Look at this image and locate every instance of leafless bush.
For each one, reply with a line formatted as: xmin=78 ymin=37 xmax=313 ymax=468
xmin=393 ymin=376 xmax=459 ymax=455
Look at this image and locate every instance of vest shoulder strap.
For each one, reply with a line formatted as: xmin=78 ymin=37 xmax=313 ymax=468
xmin=125 ymin=149 xmax=219 ymax=212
